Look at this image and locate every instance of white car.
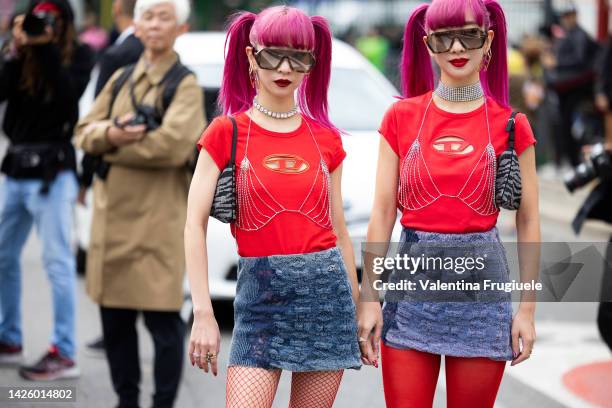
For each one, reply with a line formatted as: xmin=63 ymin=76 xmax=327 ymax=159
xmin=76 ymin=32 xmax=401 ymax=307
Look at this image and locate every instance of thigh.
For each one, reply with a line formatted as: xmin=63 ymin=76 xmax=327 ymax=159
xmin=0 ymin=178 xmax=33 ymax=253
xmin=100 ymin=307 xmax=138 ymax=337
xmin=289 ymin=370 xmax=344 ymax=408
xmin=226 ymin=366 xmax=281 ymax=408
xmin=142 ymin=311 xmax=185 ymax=337
xmin=381 ymin=342 xmax=441 ymax=408
xmin=26 ymin=172 xmax=77 ymax=252
xmin=445 ymin=355 xmax=506 ymax=408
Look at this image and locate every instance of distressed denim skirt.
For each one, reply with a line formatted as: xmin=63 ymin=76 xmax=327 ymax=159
xmin=229 ymin=247 xmax=362 ymax=371
xmin=382 ymin=227 xmax=514 ymax=361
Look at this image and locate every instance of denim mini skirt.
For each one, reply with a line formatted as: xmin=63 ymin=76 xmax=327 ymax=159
xmin=382 ymin=227 xmax=514 ymax=361
xmin=229 ymin=247 xmax=362 ymax=371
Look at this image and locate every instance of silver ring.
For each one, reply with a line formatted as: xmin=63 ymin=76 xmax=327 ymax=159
xmin=358 ymin=337 xmax=367 ymax=343
xmin=192 ymin=352 xmax=200 ymax=357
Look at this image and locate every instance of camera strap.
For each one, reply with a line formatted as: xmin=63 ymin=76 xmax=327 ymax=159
xmin=106 ymin=59 xmax=194 ymax=120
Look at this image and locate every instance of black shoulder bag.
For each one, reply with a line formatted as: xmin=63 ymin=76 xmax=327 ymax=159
xmin=495 ymin=111 xmax=522 ymax=210
xmin=210 ymin=116 xmax=238 ymax=223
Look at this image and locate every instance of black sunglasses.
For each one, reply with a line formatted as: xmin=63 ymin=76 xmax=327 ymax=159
xmin=253 ymin=48 xmax=316 ymax=73
xmin=426 ymin=28 xmax=487 ymax=53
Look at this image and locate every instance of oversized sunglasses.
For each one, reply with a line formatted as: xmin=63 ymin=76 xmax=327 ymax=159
xmin=253 ymin=48 xmax=316 ymax=73
xmin=425 ymin=28 xmax=487 ymax=53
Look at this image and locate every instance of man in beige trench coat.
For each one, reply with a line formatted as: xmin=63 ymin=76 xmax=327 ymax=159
xmin=74 ymin=0 xmax=205 ymax=406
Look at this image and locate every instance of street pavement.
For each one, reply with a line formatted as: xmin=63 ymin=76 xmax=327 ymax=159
xmin=0 ymin=130 xmax=611 ymax=407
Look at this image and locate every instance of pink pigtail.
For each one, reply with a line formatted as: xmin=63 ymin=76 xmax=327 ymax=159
xmin=481 ymin=0 xmax=509 ymax=107
xmin=298 ymin=16 xmax=338 ymax=132
xmin=400 ymin=3 xmax=434 ymax=98
xmin=218 ymin=11 xmax=257 ymax=116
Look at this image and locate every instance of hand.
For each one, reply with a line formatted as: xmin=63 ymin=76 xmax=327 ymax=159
xmin=106 ymin=113 xmax=146 ymax=147
xmin=11 ymin=15 xmax=54 ymax=48
xmin=188 ymin=311 xmax=221 ymax=376
xmin=595 ymin=93 xmax=610 ymax=113
xmin=540 ymin=52 xmax=556 ymax=69
xmin=582 ymin=142 xmax=612 ymax=161
xmin=77 ymin=187 xmax=87 ymax=206
xmin=510 ymin=308 xmax=536 ymax=366
xmin=356 ymin=302 xmax=383 ymax=367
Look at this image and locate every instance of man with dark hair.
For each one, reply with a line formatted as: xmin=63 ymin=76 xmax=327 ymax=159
xmin=95 ymin=0 xmax=143 ymax=96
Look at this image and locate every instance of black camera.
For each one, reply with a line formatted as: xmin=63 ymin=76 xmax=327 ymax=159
xmin=22 ymin=11 xmax=56 ymax=37
xmin=564 ymin=143 xmax=612 ymax=193
xmin=114 ymin=105 xmax=162 ymax=132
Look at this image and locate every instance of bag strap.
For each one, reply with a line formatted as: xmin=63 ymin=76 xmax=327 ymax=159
xmin=107 ymin=64 xmax=136 ymax=119
xmin=505 ymin=111 xmax=519 ymax=150
xmin=106 ymin=60 xmax=194 ymax=120
xmin=159 ymin=61 xmax=194 ymax=112
xmin=228 ymin=116 xmax=238 ymax=165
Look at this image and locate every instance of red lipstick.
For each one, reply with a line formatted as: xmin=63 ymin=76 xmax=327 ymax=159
xmin=274 ymin=79 xmax=291 ymax=87
xmin=450 ymin=58 xmax=469 ymax=67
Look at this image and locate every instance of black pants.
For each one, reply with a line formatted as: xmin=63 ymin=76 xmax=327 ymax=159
xmin=100 ymin=307 xmax=185 ymax=408
xmin=556 ymin=86 xmax=593 ymax=167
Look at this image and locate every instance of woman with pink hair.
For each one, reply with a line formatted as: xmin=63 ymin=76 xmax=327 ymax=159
xmin=184 ymin=5 xmax=361 ymax=407
xmin=359 ymin=0 xmax=540 ymax=406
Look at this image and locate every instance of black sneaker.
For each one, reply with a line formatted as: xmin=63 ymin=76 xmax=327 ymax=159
xmin=19 ymin=346 xmax=80 ymax=381
xmin=0 ymin=341 xmax=23 ymax=366
xmin=85 ymin=335 xmax=105 ymax=357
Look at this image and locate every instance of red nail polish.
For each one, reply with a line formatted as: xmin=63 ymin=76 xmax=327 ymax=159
xmin=374 ymin=360 xmax=379 ymax=368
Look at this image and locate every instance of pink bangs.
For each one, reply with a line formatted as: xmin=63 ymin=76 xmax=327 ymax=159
xmin=425 ymin=0 xmax=490 ymax=31
xmin=249 ymin=6 xmax=315 ymax=50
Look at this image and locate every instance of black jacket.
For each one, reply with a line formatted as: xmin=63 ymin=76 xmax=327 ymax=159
xmin=0 ymin=41 xmax=94 ymax=175
xmin=94 ymin=32 xmax=143 ymax=96
xmin=595 ymin=38 xmax=612 ymax=100
xmin=550 ymin=25 xmax=600 ymax=92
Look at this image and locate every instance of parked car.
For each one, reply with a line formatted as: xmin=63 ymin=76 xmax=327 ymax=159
xmin=75 ymin=32 xmax=401 ymax=315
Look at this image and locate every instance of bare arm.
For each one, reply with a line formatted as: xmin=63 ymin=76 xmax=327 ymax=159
xmin=357 ymin=137 xmax=400 ymax=367
xmin=511 ymin=145 xmax=540 ymax=365
xmin=330 ymin=164 xmax=359 ymax=304
xmin=184 ymin=147 xmax=221 ymax=375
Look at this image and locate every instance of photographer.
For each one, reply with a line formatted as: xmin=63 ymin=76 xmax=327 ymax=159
xmin=0 ymin=0 xmax=93 ymax=381
xmin=74 ymin=0 xmax=204 ymax=406
xmin=567 ymin=37 xmax=612 ymax=352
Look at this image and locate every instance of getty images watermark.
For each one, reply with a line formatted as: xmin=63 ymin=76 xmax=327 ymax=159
xmin=371 ymin=253 xmax=541 ymax=293
xmin=359 ymin=241 xmax=612 ymax=303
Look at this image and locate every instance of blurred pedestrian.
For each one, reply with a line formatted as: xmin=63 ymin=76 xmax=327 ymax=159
xmin=186 ymin=5 xmax=361 ymax=407
xmin=78 ymin=10 xmax=109 ymax=54
xmin=544 ymin=2 xmax=600 ymax=167
xmin=95 ymin=0 xmax=143 ymax=96
xmin=0 ymin=0 xmax=94 ymax=380
xmin=74 ymin=0 xmax=204 ymax=406
xmin=356 ymin=26 xmax=389 ymax=73
xmin=80 ymin=0 xmax=143 ymax=356
xmin=594 ymin=36 xmax=611 ymax=146
xmin=361 ymin=0 xmax=539 ymax=407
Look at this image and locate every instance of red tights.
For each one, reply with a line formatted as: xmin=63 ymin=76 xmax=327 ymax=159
xmin=381 ymin=342 xmax=506 ymax=408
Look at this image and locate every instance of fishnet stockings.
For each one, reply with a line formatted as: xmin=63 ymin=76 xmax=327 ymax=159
xmin=288 ymin=370 xmax=344 ymax=408
xmin=226 ymin=366 xmax=281 ymax=408
xmin=226 ymin=367 xmax=344 ymax=408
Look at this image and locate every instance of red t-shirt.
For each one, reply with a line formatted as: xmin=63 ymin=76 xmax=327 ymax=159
xmin=197 ymin=112 xmax=346 ymax=257
xmin=379 ymin=91 xmax=536 ymax=233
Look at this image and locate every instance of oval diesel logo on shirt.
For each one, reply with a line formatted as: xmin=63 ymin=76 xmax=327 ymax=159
xmin=432 ymin=136 xmax=474 ymax=156
xmin=262 ymin=154 xmax=310 ymax=174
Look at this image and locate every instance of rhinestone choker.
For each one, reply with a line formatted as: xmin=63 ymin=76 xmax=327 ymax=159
xmin=253 ymin=98 xmax=298 ymax=119
xmin=434 ymin=81 xmax=484 ymax=102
